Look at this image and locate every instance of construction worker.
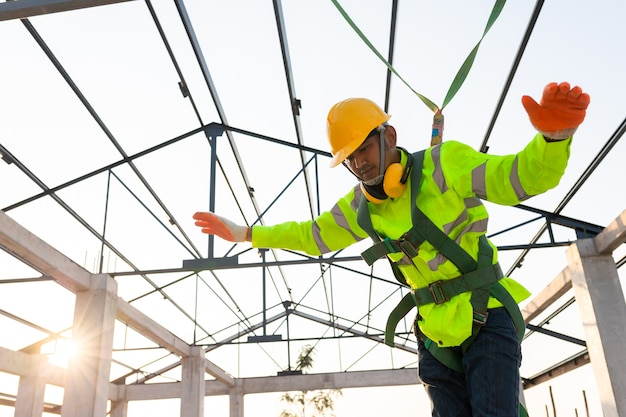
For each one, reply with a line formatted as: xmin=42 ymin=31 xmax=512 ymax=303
xmin=193 ymin=81 xmax=590 ymax=416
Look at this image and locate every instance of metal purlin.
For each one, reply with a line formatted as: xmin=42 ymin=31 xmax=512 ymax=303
xmin=173 ymin=0 xmax=296 ymax=306
xmin=505 ymin=115 xmax=626 ymax=277
xmin=479 ymin=0 xmax=545 ymax=153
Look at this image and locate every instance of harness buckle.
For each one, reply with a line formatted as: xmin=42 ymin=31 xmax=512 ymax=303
xmin=473 ymin=311 xmax=489 ymax=326
xmin=428 ymin=281 xmax=448 ymax=305
xmin=398 ymin=233 xmax=419 ymax=258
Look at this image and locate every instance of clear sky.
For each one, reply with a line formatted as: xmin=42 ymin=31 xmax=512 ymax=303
xmin=1 ymin=1 xmax=625 ymax=416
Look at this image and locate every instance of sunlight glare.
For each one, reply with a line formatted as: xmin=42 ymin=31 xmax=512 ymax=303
xmin=44 ymin=339 xmax=77 ymax=367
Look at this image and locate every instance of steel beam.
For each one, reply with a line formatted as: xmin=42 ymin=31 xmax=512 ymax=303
xmin=0 ymin=0 xmax=133 ymax=21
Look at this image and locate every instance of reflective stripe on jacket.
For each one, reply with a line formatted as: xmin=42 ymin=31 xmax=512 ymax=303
xmin=252 ymin=134 xmax=571 ymax=346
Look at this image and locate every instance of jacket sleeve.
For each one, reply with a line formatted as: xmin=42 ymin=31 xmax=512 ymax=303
xmin=441 ymin=134 xmax=571 ymax=205
xmin=251 ymin=185 xmax=368 ymax=255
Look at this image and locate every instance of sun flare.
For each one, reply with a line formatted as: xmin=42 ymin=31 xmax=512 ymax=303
xmin=45 ymin=339 xmax=77 ymax=367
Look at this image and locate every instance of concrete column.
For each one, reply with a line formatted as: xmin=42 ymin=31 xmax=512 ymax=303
xmin=62 ymin=274 xmax=118 ymax=417
xmin=110 ymin=399 xmax=128 ymax=417
xmin=567 ymin=239 xmax=626 ymax=417
xmin=229 ymin=382 xmax=244 ymax=417
xmin=110 ymin=385 xmax=128 ymax=417
xmin=181 ymin=345 xmax=206 ymax=417
xmin=15 ymin=355 xmax=48 ymax=417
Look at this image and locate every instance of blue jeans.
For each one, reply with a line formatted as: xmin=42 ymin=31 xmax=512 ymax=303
xmin=417 ymin=308 xmax=522 ymax=417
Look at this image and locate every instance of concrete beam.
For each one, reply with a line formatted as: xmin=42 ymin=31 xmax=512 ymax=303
xmin=118 ymin=368 xmax=420 ymax=401
xmin=0 ymin=211 xmax=91 ymax=292
xmin=0 ymin=210 xmax=197 ymax=379
xmin=521 ymin=267 xmax=572 ymax=323
xmin=130 ymin=311 xmax=289 ymax=385
xmin=238 ymin=368 xmax=420 ymax=394
xmin=0 ymin=346 xmax=65 ymax=386
xmin=594 ymin=208 xmax=626 ymax=254
xmin=121 ymin=381 xmax=185 ymax=402
xmin=523 ymin=351 xmax=590 ymax=388
xmin=521 ymin=208 xmax=626 ymax=324
xmin=205 ymin=358 xmax=235 ymax=387
xmin=0 ymin=211 xmax=193 ymax=361
xmin=115 ymin=298 xmax=190 ymax=358
xmin=0 ymin=345 xmax=33 ymax=377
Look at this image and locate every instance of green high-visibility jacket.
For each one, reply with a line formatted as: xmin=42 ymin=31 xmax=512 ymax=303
xmin=252 ymin=134 xmax=572 ymax=347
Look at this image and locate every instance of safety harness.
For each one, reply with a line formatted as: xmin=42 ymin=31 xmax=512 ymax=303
xmin=356 ymin=149 xmax=526 ymax=373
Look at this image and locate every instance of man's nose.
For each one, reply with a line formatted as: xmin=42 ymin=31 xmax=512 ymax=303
xmin=351 ymin=154 xmax=365 ymax=168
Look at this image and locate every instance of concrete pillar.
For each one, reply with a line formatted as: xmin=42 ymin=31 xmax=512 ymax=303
xmin=15 ymin=355 xmax=48 ymax=417
xmin=181 ymin=345 xmax=206 ymax=417
xmin=110 ymin=386 xmax=128 ymax=417
xmin=110 ymin=400 xmax=128 ymax=417
xmin=567 ymin=239 xmax=626 ymax=417
xmin=229 ymin=382 xmax=244 ymax=417
xmin=62 ymin=274 xmax=117 ymax=417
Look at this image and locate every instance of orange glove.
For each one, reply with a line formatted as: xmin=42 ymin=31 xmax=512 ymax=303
xmin=522 ymin=82 xmax=590 ymax=140
xmin=193 ymin=212 xmax=250 ymax=242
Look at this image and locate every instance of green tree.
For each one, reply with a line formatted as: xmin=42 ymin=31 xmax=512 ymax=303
xmin=279 ymin=344 xmax=342 ymax=417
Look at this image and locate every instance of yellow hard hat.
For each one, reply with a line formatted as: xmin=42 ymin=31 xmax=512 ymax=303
xmin=326 ymin=98 xmax=391 ymax=167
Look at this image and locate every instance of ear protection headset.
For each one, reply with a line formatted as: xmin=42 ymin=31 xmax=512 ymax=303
xmin=361 ymin=148 xmax=413 ymax=204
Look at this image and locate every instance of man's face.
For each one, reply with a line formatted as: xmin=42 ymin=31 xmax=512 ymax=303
xmin=345 ymin=133 xmax=381 ymax=182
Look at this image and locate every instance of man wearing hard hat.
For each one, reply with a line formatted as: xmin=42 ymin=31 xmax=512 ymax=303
xmin=194 ymin=82 xmax=590 ymax=417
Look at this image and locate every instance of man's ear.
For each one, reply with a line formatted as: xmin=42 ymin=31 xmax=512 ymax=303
xmin=384 ymin=125 xmax=397 ymax=148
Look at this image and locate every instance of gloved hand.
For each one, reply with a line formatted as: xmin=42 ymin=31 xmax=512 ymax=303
xmin=522 ymin=82 xmax=590 ymax=140
xmin=193 ymin=212 xmax=250 ymax=242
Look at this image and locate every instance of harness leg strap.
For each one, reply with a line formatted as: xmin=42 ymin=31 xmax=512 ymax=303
xmin=384 ymin=292 xmax=416 ymax=347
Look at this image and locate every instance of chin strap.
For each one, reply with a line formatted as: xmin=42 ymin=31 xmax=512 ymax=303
xmin=376 ymin=125 xmax=387 ymax=179
xmin=360 ymin=126 xmax=390 ymax=201
xmin=343 ymin=124 xmax=389 ymax=186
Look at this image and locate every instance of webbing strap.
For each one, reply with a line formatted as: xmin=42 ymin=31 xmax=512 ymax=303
xmin=330 ymin=0 xmax=507 ymax=144
xmin=491 ymin=280 xmax=526 ymax=341
xmin=330 ymin=0 xmax=437 ymax=113
xmin=384 ymin=292 xmax=415 ymax=346
xmin=410 ymin=206 xmax=479 ymax=274
xmin=356 ymin=150 xmax=425 ymax=286
xmin=358 ymin=151 xmax=425 ymax=268
xmin=520 ymin=403 xmax=530 ymax=417
xmin=421 ymin=281 xmax=524 ymax=365
xmin=412 ymin=263 xmax=503 ymax=306
xmin=361 ymin=229 xmax=422 ymax=266
xmin=409 ymin=157 xmax=484 ymax=275
xmin=384 ymin=259 xmax=503 ymax=348
xmin=357 ymin=195 xmax=411 ymax=288
xmin=356 ymin=192 xmax=378 ymax=243
xmin=426 ymin=339 xmax=464 ymax=374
